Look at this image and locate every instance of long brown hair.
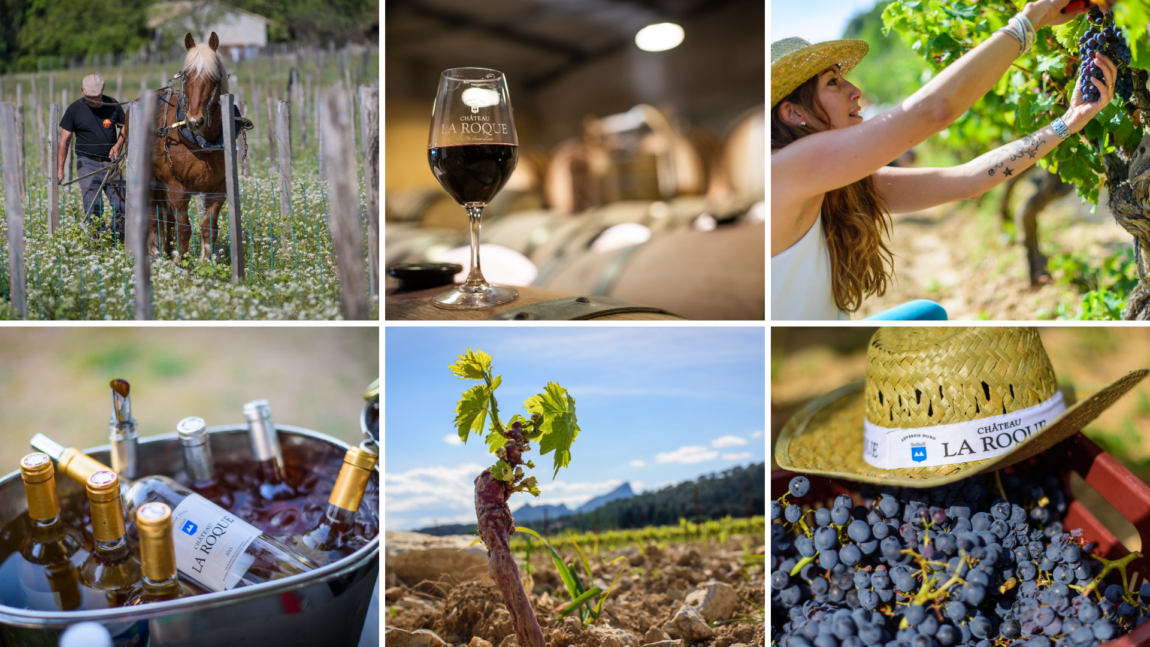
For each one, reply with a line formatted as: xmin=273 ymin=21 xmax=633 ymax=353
xmin=771 ymin=76 xmax=894 ymax=314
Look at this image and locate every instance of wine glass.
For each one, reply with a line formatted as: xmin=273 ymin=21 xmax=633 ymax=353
xmin=427 ymin=68 xmax=520 ymax=309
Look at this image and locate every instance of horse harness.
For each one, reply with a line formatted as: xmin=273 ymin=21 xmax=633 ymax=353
xmin=153 ymin=72 xmax=254 ymax=174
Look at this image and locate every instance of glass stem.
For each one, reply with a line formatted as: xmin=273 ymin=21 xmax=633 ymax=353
xmin=462 ymin=204 xmax=489 ymax=291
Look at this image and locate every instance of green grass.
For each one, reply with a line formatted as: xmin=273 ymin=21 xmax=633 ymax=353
xmin=0 ymin=51 xmax=378 ymax=320
xmin=0 ymin=141 xmax=377 ymax=320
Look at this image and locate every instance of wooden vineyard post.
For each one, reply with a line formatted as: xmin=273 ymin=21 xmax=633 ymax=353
xmin=1 ymin=103 xmax=27 ymax=318
xmin=316 ymin=86 xmax=326 ymax=182
xmin=222 ymin=93 xmax=245 ymax=282
xmin=15 ymin=101 xmax=26 ymax=201
xmin=36 ymin=95 xmax=46 ymax=179
xmin=48 ymin=104 xmax=59 ymax=233
xmin=322 ymin=84 xmax=369 ymax=320
xmin=238 ymin=99 xmax=251 ymax=177
xmin=265 ymin=96 xmax=277 ymax=173
xmin=126 ymin=94 xmax=157 ymax=320
xmin=359 ymin=85 xmax=379 ymax=297
xmin=276 ymin=100 xmax=292 ymax=254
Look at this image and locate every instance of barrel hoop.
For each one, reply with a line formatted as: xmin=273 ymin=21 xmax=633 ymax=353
xmin=488 ymin=296 xmax=680 ymax=321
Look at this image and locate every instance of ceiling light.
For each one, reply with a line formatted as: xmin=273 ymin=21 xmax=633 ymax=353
xmin=635 ymin=23 xmax=684 ymax=52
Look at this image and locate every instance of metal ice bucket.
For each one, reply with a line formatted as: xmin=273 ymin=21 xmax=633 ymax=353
xmin=0 ymin=425 xmax=379 ymax=647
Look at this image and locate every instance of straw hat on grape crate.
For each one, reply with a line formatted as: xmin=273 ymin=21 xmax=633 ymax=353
xmin=772 ymin=37 xmax=869 ymax=109
xmin=775 ymin=327 xmax=1148 ymax=487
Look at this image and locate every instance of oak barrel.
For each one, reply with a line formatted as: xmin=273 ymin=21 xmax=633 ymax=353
xmin=538 ymin=223 xmax=765 ymax=320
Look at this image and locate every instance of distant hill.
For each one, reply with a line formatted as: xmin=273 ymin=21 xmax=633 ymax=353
xmin=511 ymin=481 xmax=635 ymax=522
xmin=575 ymin=482 xmax=634 ymax=514
xmin=411 ymin=463 xmax=764 ymax=537
xmin=512 ymin=502 xmax=571 ymax=523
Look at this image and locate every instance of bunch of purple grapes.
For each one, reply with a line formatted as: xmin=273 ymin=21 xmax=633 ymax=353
xmin=771 ymin=473 xmax=1150 ymax=647
xmin=1076 ymin=5 xmax=1134 ymax=104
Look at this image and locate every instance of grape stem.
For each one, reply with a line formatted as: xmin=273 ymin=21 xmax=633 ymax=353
xmin=994 ymin=470 xmax=1009 ymax=503
xmin=790 ymin=554 xmax=817 ymax=577
xmin=1071 ymin=550 xmax=1143 ymax=598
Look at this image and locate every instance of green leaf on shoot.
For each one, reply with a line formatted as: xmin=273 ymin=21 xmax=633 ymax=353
xmin=490 ymin=459 xmax=513 ymax=482
xmin=450 ymin=348 xmax=493 ymax=380
xmin=485 ymin=427 xmax=508 ymax=453
xmin=455 ymin=383 xmax=491 ymax=444
xmin=525 ymin=382 xmax=580 ymax=478
xmin=514 ymin=476 xmax=540 ymax=497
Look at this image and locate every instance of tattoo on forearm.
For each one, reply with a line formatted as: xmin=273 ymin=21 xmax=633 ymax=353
xmin=987 ymin=133 xmax=1046 ymax=176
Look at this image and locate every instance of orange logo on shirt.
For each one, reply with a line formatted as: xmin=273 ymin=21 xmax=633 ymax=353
xmin=102 ymin=119 xmax=111 ymax=128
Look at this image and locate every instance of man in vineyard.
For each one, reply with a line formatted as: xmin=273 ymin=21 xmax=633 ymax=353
xmin=770 ymin=0 xmax=1116 ymax=320
xmin=57 ymin=74 xmax=127 ymax=243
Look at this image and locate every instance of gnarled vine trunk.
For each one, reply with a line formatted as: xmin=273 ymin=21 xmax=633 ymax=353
xmin=1108 ymin=69 xmax=1150 ymax=320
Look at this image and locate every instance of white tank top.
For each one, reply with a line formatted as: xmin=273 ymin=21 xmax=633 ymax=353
xmin=771 ymin=213 xmax=848 ymax=320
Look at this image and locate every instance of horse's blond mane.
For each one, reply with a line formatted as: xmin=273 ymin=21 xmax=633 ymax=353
xmin=183 ymin=44 xmax=228 ymax=93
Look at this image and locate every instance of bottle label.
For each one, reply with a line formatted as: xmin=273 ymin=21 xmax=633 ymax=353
xmin=170 ymin=495 xmax=259 ymax=591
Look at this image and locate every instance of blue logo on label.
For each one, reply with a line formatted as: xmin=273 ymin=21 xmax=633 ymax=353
xmin=911 ymin=445 xmax=927 ymax=463
xmin=182 ymin=520 xmax=198 ymax=535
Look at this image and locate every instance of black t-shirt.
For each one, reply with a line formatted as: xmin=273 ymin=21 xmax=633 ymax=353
xmin=60 ymin=96 xmax=125 ymax=162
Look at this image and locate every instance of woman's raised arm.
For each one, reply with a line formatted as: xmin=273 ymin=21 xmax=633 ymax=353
xmin=874 ymin=51 xmax=1117 ymax=214
xmin=772 ymin=0 xmax=1082 ymax=209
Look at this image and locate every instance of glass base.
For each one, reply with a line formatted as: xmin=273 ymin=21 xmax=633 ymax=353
xmin=431 ymin=284 xmax=519 ymax=310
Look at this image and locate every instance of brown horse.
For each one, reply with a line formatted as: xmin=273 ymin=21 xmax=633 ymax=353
xmin=128 ymin=32 xmax=230 ymax=260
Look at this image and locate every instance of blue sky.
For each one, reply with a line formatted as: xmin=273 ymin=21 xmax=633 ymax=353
xmin=384 ymin=327 xmax=766 ymax=531
xmin=772 ymin=0 xmax=880 ymax=44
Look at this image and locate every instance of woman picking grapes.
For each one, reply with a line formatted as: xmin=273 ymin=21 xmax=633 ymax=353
xmin=771 ymin=0 xmax=1116 ymax=320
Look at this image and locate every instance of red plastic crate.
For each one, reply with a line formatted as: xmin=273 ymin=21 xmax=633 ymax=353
xmin=771 ymin=433 xmax=1150 ymax=647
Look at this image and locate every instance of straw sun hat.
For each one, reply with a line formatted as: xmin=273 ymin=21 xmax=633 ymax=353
xmin=771 ymin=37 xmax=869 ymax=110
xmin=775 ymin=327 xmax=1148 ymax=488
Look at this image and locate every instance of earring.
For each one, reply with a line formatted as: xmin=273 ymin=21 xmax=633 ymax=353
xmin=799 ymin=121 xmax=806 ymax=126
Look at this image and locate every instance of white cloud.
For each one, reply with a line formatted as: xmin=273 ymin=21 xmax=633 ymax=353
xmin=405 ymin=512 xmax=480 ymax=530
xmin=385 ymin=463 xmax=485 ymax=513
xmin=749 ymin=430 xmax=765 ymax=438
xmin=656 ymin=445 xmax=719 ymax=464
xmin=711 ymin=435 xmax=747 ymax=448
xmin=444 ymin=434 xmax=463 ymax=446
xmin=629 ymin=459 xmax=646 ymax=467
xmin=722 ymin=452 xmax=753 ymax=461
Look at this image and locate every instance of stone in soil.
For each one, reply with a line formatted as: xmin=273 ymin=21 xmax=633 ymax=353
xmin=664 ymin=604 xmax=714 ymax=643
xmin=684 ymin=580 xmax=740 ymax=621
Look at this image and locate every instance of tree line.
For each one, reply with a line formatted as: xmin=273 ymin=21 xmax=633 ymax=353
xmin=417 ymin=462 xmax=766 ymax=536
xmin=0 ymin=0 xmax=377 ymax=73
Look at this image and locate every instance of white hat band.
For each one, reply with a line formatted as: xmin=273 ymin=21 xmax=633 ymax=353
xmin=862 ymin=391 xmax=1067 ymax=470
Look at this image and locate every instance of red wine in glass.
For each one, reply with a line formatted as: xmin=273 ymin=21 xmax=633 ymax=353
xmin=428 ymin=144 xmax=519 ymax=205
xmin=427 ymin=68 xmax=520 ymax=309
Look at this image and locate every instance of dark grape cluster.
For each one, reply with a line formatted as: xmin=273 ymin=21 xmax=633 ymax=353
xmin=771 ymin=473 xmax=1150 ymax=647
xmin=1076 ymin=6 xmax=1134 ymax=104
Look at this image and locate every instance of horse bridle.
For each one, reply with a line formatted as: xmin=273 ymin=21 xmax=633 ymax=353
xmin=174 ymin=70 xmax=221 ymax=130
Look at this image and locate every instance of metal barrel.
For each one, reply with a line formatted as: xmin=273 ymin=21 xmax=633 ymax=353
xmin=0 ymin=426 xmax=379 ymax=647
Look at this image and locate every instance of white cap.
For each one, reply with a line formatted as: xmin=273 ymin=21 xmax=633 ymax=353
xmin=60 ymin=622 xmax=113 ymax=647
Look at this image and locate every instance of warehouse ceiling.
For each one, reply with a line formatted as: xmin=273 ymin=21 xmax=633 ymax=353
xmin=385 ymin=0 xmax=745 ymax=90
xmin=385 ymin=0 xmax=764 ymax=147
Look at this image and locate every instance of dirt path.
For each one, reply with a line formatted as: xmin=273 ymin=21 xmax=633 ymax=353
xmin=854 ymin=186 xmax=1130 ymax=320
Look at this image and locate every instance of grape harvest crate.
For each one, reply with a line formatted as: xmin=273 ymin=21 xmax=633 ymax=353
xmin=771 ymin=433 xmax=1150 ymax=647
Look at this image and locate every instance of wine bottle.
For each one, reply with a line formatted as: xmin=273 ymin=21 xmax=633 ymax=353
xmin=177 ymin=416 xmax=233 ymax=509
xmin=80 ymin=471 xmax=142 ymax=607
xmin=126 ymin=503 xmax=200 ymax=605
xmin=285 ymin=446 xmax=376 ymax=564
xmin=30 ymin=434 xmax=318 ymax=593
xmin=242 ymin=400 xmax=296 ymax=500
xmin=0 ymin=453 xmax=85 ymax=611
xmin=108 ymin=379 xmax=139 ymax=481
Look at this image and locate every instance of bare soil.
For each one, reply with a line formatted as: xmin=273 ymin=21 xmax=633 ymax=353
xmin=385 ymin=537 xmax=766 ymax=647
xmin=854 ymin=187 xmax=1127 ymax=320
